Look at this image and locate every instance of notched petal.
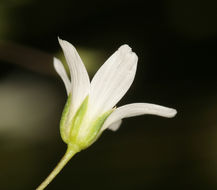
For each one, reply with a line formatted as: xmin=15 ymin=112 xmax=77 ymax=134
xmin=58 ymin=38 xmax=90 ymax=118
xmin=89 ymin=44 xmax=138 ymax=119
xmin=53 ymin=57 xmax=71 ymax=94
xmin=101 ymin=103 xmax=177 ymax=131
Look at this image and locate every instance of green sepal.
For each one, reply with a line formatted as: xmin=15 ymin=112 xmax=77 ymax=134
xmin=60 ymin=94 xmax=113 ymax=150
xmin=69 ymin=96 xmax=89 ymax=142
xmin=60 ymin=93 xmax=72 ymax=143
xmin=81 ymin=109 xmax=114 ymax=149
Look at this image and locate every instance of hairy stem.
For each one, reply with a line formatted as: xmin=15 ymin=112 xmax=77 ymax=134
xmin=36 ymin=146 xmax=77 ymax=190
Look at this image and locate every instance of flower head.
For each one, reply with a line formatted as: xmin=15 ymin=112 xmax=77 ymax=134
xmin=36 ymin=39 xmax=177 ymax=190
xmin=54 ymin=38 xmax=177 ymax=152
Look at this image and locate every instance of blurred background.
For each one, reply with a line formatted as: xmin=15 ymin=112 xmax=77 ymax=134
xmin=0 ymin=0 xmax=217 ymax=189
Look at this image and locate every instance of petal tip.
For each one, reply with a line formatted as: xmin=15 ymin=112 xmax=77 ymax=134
xmin=119 ymin=44 xmax=132 ymax=53
xmin=53 ymin=57 xmax=61 ymax=69
xmin=57 ymin=36 xmax=63 ymax=43
xmin=120 ymin=44 xmax=131 ymax=49
xmin=131 ymin=51 xmax=138 ymax=62
xmin=58 ymin=37 xmax=66 ymax=46
xmin=118 ymin=45 xmax=138 ymax=61
xmin=167 ymin=108 xmax=177 ymax=118
xmin=53 ymin=56 xmax=59 ymax=62
xmin=58 ymin=37 xmax=77 ymax=53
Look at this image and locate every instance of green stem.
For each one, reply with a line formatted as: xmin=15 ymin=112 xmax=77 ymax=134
xmin=36 ymin=146 xmax=78 ymax=190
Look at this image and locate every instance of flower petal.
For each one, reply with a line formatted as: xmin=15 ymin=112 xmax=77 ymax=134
xmin=89 ymin=45 xmax=138 ymax=119
xmin=53 ymin=57 xmax=71 ymax=95
xmin=101 ymin=103 xmax=177 ymax=131
xmin=58 ymin=38 xmax=90 ymax=116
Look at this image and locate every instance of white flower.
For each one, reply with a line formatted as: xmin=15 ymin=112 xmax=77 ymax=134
xmin=54 ymin=38 xmax=177 ymax=152
xmin=36 ymin=39 xmax=177 ymax=190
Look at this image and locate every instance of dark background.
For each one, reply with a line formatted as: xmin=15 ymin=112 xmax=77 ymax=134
xmin=0 ymin=0 xmax=217 ymax=189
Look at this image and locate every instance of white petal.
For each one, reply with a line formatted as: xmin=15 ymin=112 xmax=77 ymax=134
xmin=101 ymin=103 xmax=177 ymax=131
xmin=53 ymin=57 xmax=71 ymax=95
xmin=107 ymin=120 xmax=122 ymax=131
xmin=58 ymin=38 xmax=90 ymax=116
xmin=89 ymin=45 xmax=138 ymax=118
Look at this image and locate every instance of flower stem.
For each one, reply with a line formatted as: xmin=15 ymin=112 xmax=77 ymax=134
xmin=36 ymin=146 xmax=78 ymax=190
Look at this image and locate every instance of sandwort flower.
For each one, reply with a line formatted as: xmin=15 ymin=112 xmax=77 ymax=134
xmin=36 ymin=38 xmax=177 ymax=190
